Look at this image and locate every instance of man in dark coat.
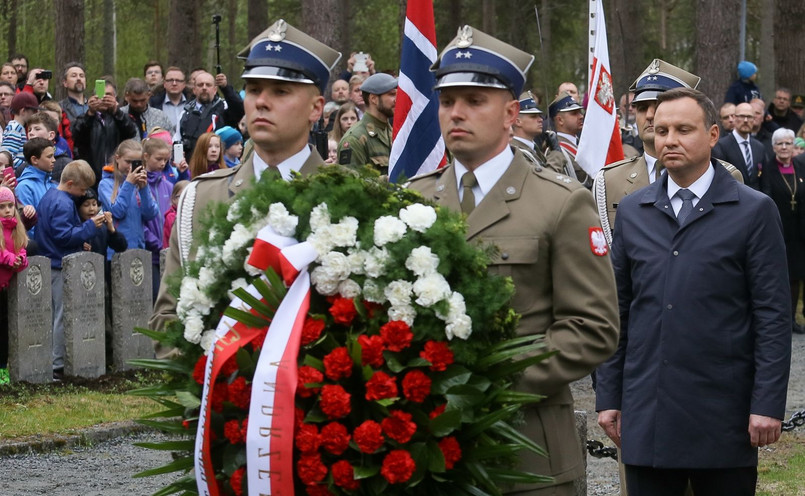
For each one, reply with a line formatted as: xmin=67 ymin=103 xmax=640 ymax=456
xmin=711 ymin=102 xmax=765 ymax=189
xmin=177 ymin=70 xmax=244 ymax=158
xmin=596 ymin=88 xmax=791 ymax=495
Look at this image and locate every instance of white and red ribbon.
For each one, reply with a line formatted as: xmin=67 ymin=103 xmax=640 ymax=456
xmin=196 ymin=225 xmax=318 ymax=496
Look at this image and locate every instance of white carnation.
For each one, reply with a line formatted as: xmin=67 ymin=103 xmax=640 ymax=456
xmin=436 ymin=291 xmax=467 ymax=321
xmin=200 ymin=330 xmax=217 ymax=354
xmin=320 ymin=251 xmax=351 ymax=281
xmin=222 ymin=223 xmax=255 ymax=267
xmin=196 ymin=245 xmax=209 ymax=262
xmin=330 ymin=217 xmax=359 ymax=247
xmin=208 ymin=228 xmax=220 ymax=243
xmin=197 ymin=266 xmax=218 ymax=291
xmin=177 ymin=277 xmax=213 ymax=319
xmin=385 ymin=280 xmax=413 ymax=307
xmin=310 ymin=203 xmax=331 ymax=232
xmin=363 ymin=280 xmax=386 ymax=303
xmin=226 ymin=200 xmax=242 ymax=222
xmin=308 ymin=227 xmax=336 ymax=258
xmin=227 ymin=278 xmax=249 ymax=300
xmin=405 ymin=246 xmax=439 ymax=277
xmin=338 ymin=279 xmax=362 ymax=298
xmin=413 ymin=273 xmax=451 ymax=307
xmin=388 ymin=304 xmax=416 ymax=326
xmin=446 ymin=314 xmax=472 ymax=340
xmin=243 ymin=247 xmax=263 ymax=277
xmin=373 ymin=216 xmax=407 ymax=246
xmin=267 ymin=203 xmax=298 ymax=237
xmin=183 ymin=312 xmax=204 ymax=344
xmin=346 ymin=250 xmax=366 ymax=275
xmin=311 ymin=266 xmax=340 ymax=295
xmin=364 ymin=247 xmax=390 ymax=277
xmin=399 ymin=204 xmax=437 ymax=232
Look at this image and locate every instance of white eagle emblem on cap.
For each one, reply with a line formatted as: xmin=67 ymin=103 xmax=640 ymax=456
xmin=647 ymin=59 xmax=660 ymax=75
xmin=267 ymin=19 xmax=287 ymax=42
xmin=455 ymin=25 xmax=473 ymax=48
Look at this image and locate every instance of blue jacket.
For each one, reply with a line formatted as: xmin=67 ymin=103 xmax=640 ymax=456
xmin=34 ymin=188 xmax=98 ymax=269
xmin=596 ymin=163 xmax=791 ymax=468
xmin=98 ymin=173 xmax=159 ymax=260
xmin=15 ymin=165 xmax=55 ymax=209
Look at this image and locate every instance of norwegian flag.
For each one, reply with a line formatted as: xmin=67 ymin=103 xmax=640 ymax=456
xmin=388 ymin=0 xmax=446 ymax=183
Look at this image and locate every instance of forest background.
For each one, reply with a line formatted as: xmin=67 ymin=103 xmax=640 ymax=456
xmin=5 ymin=0 xmax=805 ymax=105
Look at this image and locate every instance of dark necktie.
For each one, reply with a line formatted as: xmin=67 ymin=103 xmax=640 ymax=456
xmin=676 ymin=188 xmax=696 ymax=224
xmin=741 ymin=140 xmax=754 ymax=176
xmin=265 ymin=166 xmax=282 ymax=181
xmin=460 ymin=171 xmax=477 ymax=214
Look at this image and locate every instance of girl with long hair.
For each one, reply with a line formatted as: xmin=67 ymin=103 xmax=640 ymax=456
xmin=189 ymin=132 xmax=224 ymax=178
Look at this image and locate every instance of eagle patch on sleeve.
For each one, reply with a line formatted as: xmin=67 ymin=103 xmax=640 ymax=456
xmin=589 ymin=227 xmax=609 ymax=256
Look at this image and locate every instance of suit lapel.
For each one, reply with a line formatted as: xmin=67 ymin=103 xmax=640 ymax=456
xmin=433 ymin=165 xmax=460 ymax=210
xmin=466 ymin=153 xmax=528 ymax=241
xmin=227 ymin=160 xmax=256 ymax=197
xmin=299 ymin=147 xmax=325 ymax=176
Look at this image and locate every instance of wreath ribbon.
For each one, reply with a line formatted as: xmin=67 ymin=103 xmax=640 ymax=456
xmin=196 ymin=225 xmax=317 ymax=496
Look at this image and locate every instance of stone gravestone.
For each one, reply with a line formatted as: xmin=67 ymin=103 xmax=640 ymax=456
xmin=111 ymin=249 xmax=154 ymax=370
xmin=7 ymin=256 xmax=52 ymax=383
xmin=62 ymin=252 xmax=106 ymax=378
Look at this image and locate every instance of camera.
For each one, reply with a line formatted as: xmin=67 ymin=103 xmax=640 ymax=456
xmin=130 ymin=160 xmax=143 ymax=169
xmin=212 ymin=14 xmax=222 ymax=23
xmin=36 ymin=70 xmax=52 ymax=80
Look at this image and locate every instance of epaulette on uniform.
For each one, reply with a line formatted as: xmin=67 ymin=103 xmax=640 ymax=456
xmin=407 ymin=166 xmax=447 ymax=184
xmin=533 ymin=166 xmax=584 ymax=192
xmin=716 ymin=159 xmax=741 ymax=177
xmin=601 ymin=155 xmax=639 ymax=171
xmin=195 ymin=165 xmax=240 ymax=181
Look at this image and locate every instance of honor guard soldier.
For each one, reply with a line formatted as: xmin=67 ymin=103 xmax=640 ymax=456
xmin=593 ymin=59 xmax=744 ymax=245
xmin=407 ymin=25 xmax=619 ymax=496
xmin=150 ymin=19 xmax=341 ymax=334
xmin=545 ymin=91 xmax=590 ymax=186
xmin=337 ymin=72 xmax=397 ymax=173
xmin=510 ymin=91 xmax=548 ymax=165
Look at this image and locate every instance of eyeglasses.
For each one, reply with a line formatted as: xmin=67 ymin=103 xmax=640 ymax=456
xmin=774 ymin=141 xmax=794 ymax=147
xmin=165 ymin=78 xmax=185 ymax=84
xmin=720 ymin=114 xmax=734 ymax=120
xmin=734 ymin=114 xmax=754 ymax=120
xmin=145 ymin=70 xmax=162 ymax=76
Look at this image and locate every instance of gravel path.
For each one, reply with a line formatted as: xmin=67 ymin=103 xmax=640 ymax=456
xmin=1 ymin=335 xmax=803 ymax=495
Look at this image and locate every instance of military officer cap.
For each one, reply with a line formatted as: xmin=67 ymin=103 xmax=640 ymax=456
xmin=431 ymin=25 xmax=534 ymax=97
xmin=792 ymin=94 xmax=805 ymax=109
xmin=360 ymin=73 xmax=398 ymax=95
xmin=630 ymin=59 xmax=701 ymax=103
xmin=237 ymin=19 xmax=341 ymax=94
xmin=519 ymin=91 xmax=543 ymax=114
xmin=549 ymin=91 xmax=583 ymax=119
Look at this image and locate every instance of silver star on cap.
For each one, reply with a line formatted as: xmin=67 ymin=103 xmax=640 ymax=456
xmin=456 ymin=51 xmax=472 ymax=59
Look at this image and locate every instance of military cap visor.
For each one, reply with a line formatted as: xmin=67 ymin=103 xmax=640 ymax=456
xmin=519 ymin=96 xmax=543 ymax=114
xmin=434 ymin=72 xmax=511 ymax=92
xmin=629 ymin=59 xmax=701 ymax=103
xmin=549 ymin=94 xmax=583 ymax=118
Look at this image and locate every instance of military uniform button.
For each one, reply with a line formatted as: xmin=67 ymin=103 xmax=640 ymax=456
xmin=501 ymin=253 xmax=509 ymax=260
xmin=506 ymin=186 xmax=516 ymax=195
xmin=673 ymin=250 xmax=679 ymax=256
xmin=234 ymin=179 xmax=243 ymax=187
xmin=666 ymin=304 xmax=673 ymax=310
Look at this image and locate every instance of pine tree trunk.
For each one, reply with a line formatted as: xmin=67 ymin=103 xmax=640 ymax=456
xmin=694 ymin=0 xmax=741 ymax=104
xmin=609 ymin=0 xmax=643 ymax=100
xmin=482 ymin=0 xmax=496 ymax=34
xmin=301 ymin=0 xmax=342 ymax=79
xmin=54 ymin=0 xmax=85 ymax=101
xmin=6 ymin=0 xmax=17 ymax=59
xmin=168 ymin=0 xmax=201 ymax=71
xmin=247 ymin=0 xmax=268 ymax=40
xmin=758 ymin=0 xmax=774 ymax=100
xmin=102 ymin=0 xmax=115 ymax=77
xmin=773 ymin=0 xmax=805 ymax=92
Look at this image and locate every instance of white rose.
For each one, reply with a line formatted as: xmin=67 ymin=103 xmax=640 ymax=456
xmin=330 ymin=217 xmax=359 ymax=247
xmin=311 ymin=266 xmax=340 ymax=295
xmin=310 ymin=203 xmax=331 ymax=232
xmin=446 ymin=314 xmax=472 ymax=340
xmin=321 ymin=251 xmax=351 ymax=281
xmin=388 ymin=304 xmax=416 ymax=326
xmin=413 ymin=273 xmax=451 ymax=307
xmin=183 ymin=313 xmax=205 ymax=344
xmin=373 ymin=216 xmax=407 ymax=246
xmin=267 ymin=203 xmax=299 ymax=237
xmin=405 ymin=246 xmax=439 ymax=277
xmin=338 ymin=279 xmax=362 ymax=298
xmin=364 ymin=247 xmax=390 ymax=278
xmin=385 ymin=280 xmax=413 ymax=307
xmin=200 ymin=330 xmax=217 ymax=354
xmin=399 ymin=204 xmax=437 ymax=232
xmin=227 ymin=278 xmax=249 ymax=300
xmin=363 ymin=279 xmax=386 ymax=303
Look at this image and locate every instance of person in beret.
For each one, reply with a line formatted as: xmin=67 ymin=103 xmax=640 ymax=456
xmin=150 ymin=19 xmax=341 ymax=335
xmin=337 ymin=72 xmax=397 ymax=173
xmin=407 ymin=25 xmax=619 ymax=496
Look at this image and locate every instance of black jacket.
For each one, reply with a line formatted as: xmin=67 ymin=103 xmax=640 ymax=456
xmin=711 ymin=133 xmax=765 ymax=190
xmin=72 ymin=109 xmax=138 ymax=187
xmin=178 ymin=85 xmax=244 ymax=157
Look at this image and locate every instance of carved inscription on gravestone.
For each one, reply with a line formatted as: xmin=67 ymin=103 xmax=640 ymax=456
xmin=63 ymin=252 xmax=106 ymax=378
xmin=8 ymin=256 xmax=52 ymax=383
xmin=111 ymin=250 xmax=154 ymax=369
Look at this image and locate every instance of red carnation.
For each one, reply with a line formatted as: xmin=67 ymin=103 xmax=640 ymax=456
xmin=230 ymin=466 xmax=246 ymax=496
xmin=224 ymin=419 xmax=245 ymax=444
xmin=320 ymin=384 xmax=352 ymax=419
xmin=381 ymin=410 xmax=417 ymax=444
xmin=320 ymin=422 xmax=351 ymax=455
xmin=298 ymin=365 xmax=324 ymax=398
xmin=241 ymin=417 xmax=249 ymax=439
xmin=331 ymin=460 xmax=360 ymax=490
xmin=228 ymin=376 xmax=252 ymax=409
xmin=211 ymin=384 xmax=228 ymax=412
xmin=363 ymin=300 xmax=383 ymax=319
xmin=295 ymin=423 xmax=321 ymax=454
xmin=381 ymin=449 xmax=416 ymax=484
xmin=429 ymin=404 xmax=446 ymax=419
xmin=295 ymin=407 xmax=306 ymax=428
xmin=306 ymin=485 xmax=334 ymax=496
xmin=380 ymin=320 xmax=413 ymax=352
xmin=402 ymin=369 xmax=431 ymax=403
xmin=192 ymin=355 xmax=207 ymax=384
xmin=221 ymin=354 xmax=239 ymax=377
xmin=329 ymin=297 xmax=358 ymax=325
xmin=301 ymin=316 xmax=325 ymax=345
xmin=297 ymin=453 xmax=328 ymax=485
xmin=323 ymin=347 xmax=354 ymax=381
xmin=358 ymin=334 xmax=385 ymax=368
xmin=438 ymin=436 xmax=462 ymax=470
xmin=420 ymin=340 xmax=455 ymax=372
xmin=365 ymin=371 xmax=398 ymax=401
xmin=353 ymin=420 xmax=384 ymax=453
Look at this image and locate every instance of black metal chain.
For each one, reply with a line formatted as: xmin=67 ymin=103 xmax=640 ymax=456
xmin=587 ymin=408 xmax=805 ymax=461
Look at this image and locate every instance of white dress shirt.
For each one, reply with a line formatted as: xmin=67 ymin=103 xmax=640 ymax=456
xmin=645 ymin=153 xmax=658 ymax=184
xmin=454 ymin=146 xmax=514 ymax=207
xmin=667 ymin=164 xmax=714 ymax=216
xmin=253 ymin=145 xmax=311 ymax=181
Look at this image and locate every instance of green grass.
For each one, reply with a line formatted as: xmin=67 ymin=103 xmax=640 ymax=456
xmin=757 ymin=432 xmax=805 ymax=495
xmin=0 ymin=370 xmax=165 ymax=440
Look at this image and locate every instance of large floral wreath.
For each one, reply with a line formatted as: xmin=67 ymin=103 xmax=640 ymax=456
xmin=133 ymin=167 xmax=553 ymax=496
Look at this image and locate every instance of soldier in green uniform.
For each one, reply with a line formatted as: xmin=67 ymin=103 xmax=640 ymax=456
xmin=594 ymin=59 xmax=743 ymax=245
xmin=149 ymin=19 xmax=341 ymax=333
xmin=545 ymin=91 xmax=591 ymax=186
xmin=337 ymin=72 xmax=397 ymax=173
xmin=510 ymin=91 xmax=548 ymax=164
xmin=407 ymin=25 xmax=619 ymax=496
